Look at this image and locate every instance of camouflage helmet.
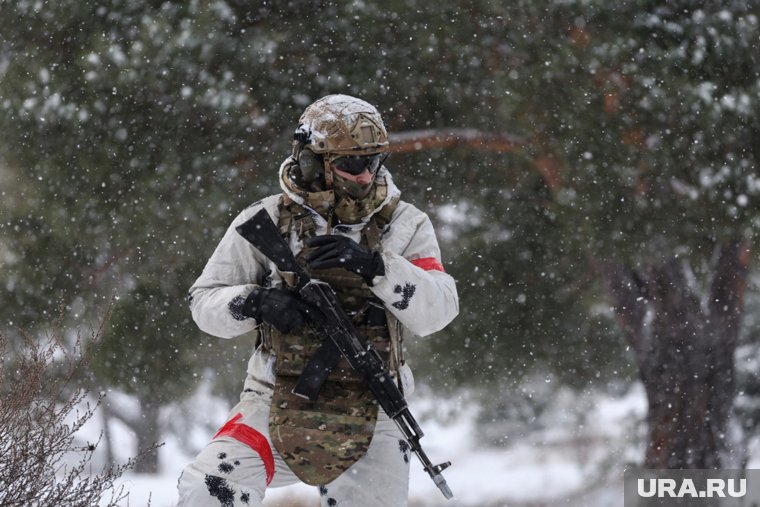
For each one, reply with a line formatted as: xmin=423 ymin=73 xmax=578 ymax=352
xmin=294 ymin=94 xmax=389 ymax=158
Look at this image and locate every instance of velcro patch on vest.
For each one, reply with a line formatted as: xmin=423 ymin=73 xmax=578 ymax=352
xmin=269 ymin=376 xmax=379 ymax=485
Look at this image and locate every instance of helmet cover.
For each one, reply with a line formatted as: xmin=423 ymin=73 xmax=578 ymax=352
xmin=297 ymin=94 xmax=389 ymax=157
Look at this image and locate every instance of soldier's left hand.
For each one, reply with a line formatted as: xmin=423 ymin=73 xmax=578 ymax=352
xmin=305 ymin=235 xmax=385 ymax=284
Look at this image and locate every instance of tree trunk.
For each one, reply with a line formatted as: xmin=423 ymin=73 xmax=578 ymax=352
xmin=133 ymin=401 xmax=161 ymax=474
xmin=103 ymin=397 xmax=162 ymax=474
xmin=598 ymin=240 xmax=750 ymax=468
xmin=101 ymin=403 xmax=114 ymax=466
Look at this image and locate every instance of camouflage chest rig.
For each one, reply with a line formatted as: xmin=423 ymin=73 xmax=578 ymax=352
xmin=262 ymin=194 xmax=403 ymax=485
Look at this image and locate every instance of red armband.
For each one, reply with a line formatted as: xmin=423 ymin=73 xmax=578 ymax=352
xmin=410 ymin=257 xmax=445 ymax=272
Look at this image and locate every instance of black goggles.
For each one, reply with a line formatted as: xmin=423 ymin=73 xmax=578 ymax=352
xmin=332 ymin=154 xmax=385 ymax=175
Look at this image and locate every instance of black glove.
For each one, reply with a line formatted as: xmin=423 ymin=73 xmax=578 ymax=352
xmin=305 ymin=235 xmax=385 ymax=285
xmin=242 ymin=287 xmax=320 ymax=334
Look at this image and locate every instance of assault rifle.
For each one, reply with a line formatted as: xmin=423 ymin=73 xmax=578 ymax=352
xmin=236 ymin=209 xmax=453 ymax=500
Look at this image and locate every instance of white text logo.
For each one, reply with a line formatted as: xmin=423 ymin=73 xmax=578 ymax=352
xmin=637 ymin=478 xmax=746 ymax=498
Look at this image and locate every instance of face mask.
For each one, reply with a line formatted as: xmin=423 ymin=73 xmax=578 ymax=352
xmin=332 ymin=167 xmax=375 ymax=199
xmin=332 ymin=175 xmax=389 ymax=225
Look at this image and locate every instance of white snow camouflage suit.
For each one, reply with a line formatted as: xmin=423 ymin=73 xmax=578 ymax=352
xmin=177 ymin=162 xmax=459 ymax=507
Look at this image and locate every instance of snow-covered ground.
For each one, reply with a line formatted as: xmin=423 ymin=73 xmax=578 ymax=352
xmin=77 ymin=381 xmax=659 ymax=507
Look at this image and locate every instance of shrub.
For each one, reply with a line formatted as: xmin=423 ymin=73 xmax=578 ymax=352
xmin=0 ymin=321 xmax=143 ymax=507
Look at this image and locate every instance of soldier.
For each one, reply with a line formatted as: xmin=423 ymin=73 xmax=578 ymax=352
xmin=177 ymin=94 xmax=459 ymax=507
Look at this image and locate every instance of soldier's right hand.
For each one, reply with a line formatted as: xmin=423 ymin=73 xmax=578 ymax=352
xmin=242 ymin=287 xmax=320 ymax=334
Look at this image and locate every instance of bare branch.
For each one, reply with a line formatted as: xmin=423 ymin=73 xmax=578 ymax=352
xmin=388 ymin=128 xmax=526 ymax=154
xmin=389 ymin=129 xmax=564 ymax=192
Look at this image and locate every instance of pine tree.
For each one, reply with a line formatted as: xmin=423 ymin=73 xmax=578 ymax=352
xmin=491 ymin=0 xmax=760 ymax=467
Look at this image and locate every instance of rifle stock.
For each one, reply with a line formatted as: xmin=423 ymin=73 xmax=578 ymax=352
xmin=236 ymin=210 xmax=305 ymax=287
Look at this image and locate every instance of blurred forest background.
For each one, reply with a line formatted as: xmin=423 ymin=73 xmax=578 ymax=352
xmin=1 ymin=0 xmax=760 ymax=504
